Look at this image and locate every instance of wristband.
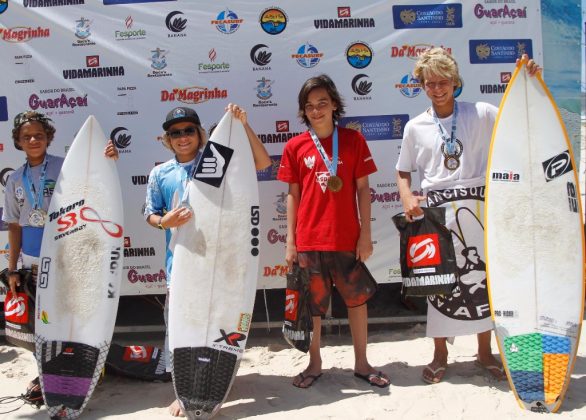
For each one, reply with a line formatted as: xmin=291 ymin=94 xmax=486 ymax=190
xmin=157 ymin=218 xmax=166 ymax=230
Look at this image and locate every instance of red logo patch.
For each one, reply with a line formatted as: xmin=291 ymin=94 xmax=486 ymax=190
xmin=124 ymin=236 xmax=131 ymax=247
xmin=4 ymin=291 xmax=28 ymax=324
xmin=123 ymin=346 xmax=153 ymax=363
xmin=86 ymin=55 xmax=99 ymax=67
xmin=276 ymin=120 xmax=289 ymax=132
xmin=338 ymin=7 xmax=351 ymax=18
xmin=284 ymin=289 xmax=299 ymax=321
xmin=407 ymin=234 xmax=441 ymax=267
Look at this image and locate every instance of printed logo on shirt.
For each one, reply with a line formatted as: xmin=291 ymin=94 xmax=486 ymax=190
xmin=193 ymin=141 xmax=233 ymax=188
xmin=407 ymin=234 xmax=441 ymax=267
xmin=304 ymin=155 xmax=315 ymax=169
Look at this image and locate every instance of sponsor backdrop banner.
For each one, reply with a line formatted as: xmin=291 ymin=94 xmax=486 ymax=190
xmin=0 ymin=0 xmax=542 ymax=295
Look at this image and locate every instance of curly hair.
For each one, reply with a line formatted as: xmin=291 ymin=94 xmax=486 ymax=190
xmin=297 ymin=74 xmax=345 ymax=127
xmin=413 ymin=47 xmax=461 ymax=88
xmin=12 ymin=111 xmax=56 ymax=150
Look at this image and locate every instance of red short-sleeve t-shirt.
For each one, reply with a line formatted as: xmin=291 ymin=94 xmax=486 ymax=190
xmin=277 ymin=127 xmax=377 ymax=251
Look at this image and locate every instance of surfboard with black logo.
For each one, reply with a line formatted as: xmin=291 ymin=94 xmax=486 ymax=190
xmin=168 ymin=111 xmax=259 ymax=419
xmin=485 ymin=59 xmax=585 ymax=413
xmin=34 ymin=116 xmax=124 ymax=419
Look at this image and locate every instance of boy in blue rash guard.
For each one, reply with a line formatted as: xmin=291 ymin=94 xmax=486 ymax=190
xmin=144 ymin=103 xmax=270 ymax=417
xmin=4 ymin=111 xmax=118 ymax=296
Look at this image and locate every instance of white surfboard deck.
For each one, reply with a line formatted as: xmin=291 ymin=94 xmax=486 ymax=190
xmin=35 ymin=115 xmax=124 ymax=419
xmin=485 ymin=61 xmax=585 ymax=413
xmin=169 ymin=112 xmax=259 ymax=419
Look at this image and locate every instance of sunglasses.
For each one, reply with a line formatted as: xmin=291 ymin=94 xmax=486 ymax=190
xmin=168 ymin=127 xmax=197 ymax=139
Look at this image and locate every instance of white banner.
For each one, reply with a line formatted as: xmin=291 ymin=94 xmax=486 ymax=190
xmin=0 ymin=0 xmax=543 ymax=294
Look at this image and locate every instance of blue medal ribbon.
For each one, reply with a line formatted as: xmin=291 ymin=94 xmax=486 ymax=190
xmin=22 ymin=158 xmax=48 ymax=211
xmin=431 ymin=101 xmax=458 ymax=156
xmin=309 ymin=126 xmax=339 ymax=177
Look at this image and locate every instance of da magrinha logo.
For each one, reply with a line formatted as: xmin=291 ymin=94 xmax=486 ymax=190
xmin=346 ymin=42 xmax=373 ymax=69
xmin=212 ymin=8 xmax=243 ymax=34
xmin=259 ymin=7 xmax=287 ymax=35
xmin=292 ymin=43 xmax=323 ymax=68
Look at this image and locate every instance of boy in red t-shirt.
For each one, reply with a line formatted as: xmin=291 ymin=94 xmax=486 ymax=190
xmin=278 ymin=74 xmax=389 ymax=388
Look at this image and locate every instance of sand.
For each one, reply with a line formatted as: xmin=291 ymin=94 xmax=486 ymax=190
xmin=1 ymin=323 xmax=586 ymax=419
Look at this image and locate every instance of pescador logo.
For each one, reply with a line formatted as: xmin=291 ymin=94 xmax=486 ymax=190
xmin=160 ymin=86 xmax=228 ymax=104
xmin=0 ymin=26 xmax=51 ymax=43
xmin=393 ymin=4 xmax=462 ymax=29
xmin=250 ymin=44 xmax=272 ymax=71
xmin=314 ymin=6 xmax=375 ymax=29
xmin=166 ymin=11 xmax=187 ymax=37
xmin=63 ymin=55 xmax=125 ymax=79
xmin=212 ymin=8 xmax=243 ymax=34
xmin=407 ymin=234 xmax=441 ymax=267
xmin=110 ymin=127 xmax=132 ymax=152
xmin=390 ymin=43 xmax=452 ymax=60
xmin=469 ymin=39 xmax=532 ymax=64
xmin=259 ymin=7 xmax=287 ymax=35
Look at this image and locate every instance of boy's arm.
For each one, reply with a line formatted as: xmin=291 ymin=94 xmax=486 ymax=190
xmin=356 ymin=176 xmax=373 ymax=262
xmin=285 ymin=183 xmax=300 ymax=269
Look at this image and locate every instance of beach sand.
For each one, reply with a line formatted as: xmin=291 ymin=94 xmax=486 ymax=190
xmin=1 ymin=323 xmax=586 ymax=419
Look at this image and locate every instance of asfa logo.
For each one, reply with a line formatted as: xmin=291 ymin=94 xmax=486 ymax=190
xmin=0 ymin=0 xmax=7 ymax=14
xmin=253 ymin=77 xmax=277 ymax=109
xmin=260 ymin=7 xmax=287 ymax=35
xmin=115 ymin=15 xmax=147 ymax=41
xmin=73 ymin=17 xmax=96 ymax=47
xmin=407 ymin=234 xmax=441 ymax=267
xmin=395 ymin=74 xmax=422 ymax=98
xmin=166 ymin=11 xmax=187 ymax=37
xmin=110 ymin=127 xmax=132 ymax=152
xmin=0 ymin=26 xmax=51 ymax=43
xmin=148 ymin=47 xmax=172 ymax=78
xmin=250 ymin=44 xmax=272 ymax=70
xmin=292 ymin=43 xmax=323 ymax=68
xmin=212 ymin=8 xmax=243 ymax=34
xmin=542 ymin=150 xmax=573 ymax=182
xmin=351 ymin=74 xmax=372 ymax=100
xmin=469 ymin=39 xmax=532 ymax=64
xmin=393 ymin=4 xmax=462 ymax=29
xmin=346 ymin=42 xmax=372 ymax=69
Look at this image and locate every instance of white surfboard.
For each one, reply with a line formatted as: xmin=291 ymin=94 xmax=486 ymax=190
xmin=169 ymin=112 xmax=259 ymax=419
xmin=485 ymin=60 xmax=585 ymax=413
xmin=35 ymin=115 xmax=124 ymax=419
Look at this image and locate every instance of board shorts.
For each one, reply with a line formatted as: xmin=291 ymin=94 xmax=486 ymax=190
xmin=297 ymin=251 xmax=377 ymax=316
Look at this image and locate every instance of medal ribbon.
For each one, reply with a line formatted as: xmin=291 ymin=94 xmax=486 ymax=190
xmin=309 ymin=126 xmax=339 ymax=177
xmin=432 ymin=101 xmax=458 ymax=156
xmin=22 ymin=158 xmax=48 ymax=211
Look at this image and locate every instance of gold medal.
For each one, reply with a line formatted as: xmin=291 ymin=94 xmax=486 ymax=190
xmin=327 ymin=175 xmax=343 ymax=192
xmin=444 ymin=156 xmax=460 ymax=171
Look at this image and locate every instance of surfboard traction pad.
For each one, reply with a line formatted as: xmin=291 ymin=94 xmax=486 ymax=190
xmin=171 ymin=347 xmax=239 ymax=419
xmin=35 ymin=335 xmax=110 ymax=419
xmin=502 ymin=333 xmax=571 ymax=412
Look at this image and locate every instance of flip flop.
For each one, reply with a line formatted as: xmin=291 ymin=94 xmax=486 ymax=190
xmin=422 ymin=365 xmax=446 ymax=384
xmin=475 ymin=360 xmax=506 ymax=380
xmin=354 ymin=371 xmax=390 ymax=388
xmin=292 ymin=372 xmax=322 ymax=389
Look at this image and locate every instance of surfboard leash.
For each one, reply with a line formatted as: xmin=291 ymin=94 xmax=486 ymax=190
xmin=0 ymin=376 xmax=44 ymax=413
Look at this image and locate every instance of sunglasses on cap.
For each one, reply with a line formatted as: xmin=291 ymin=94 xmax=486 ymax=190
xmin=167 ymin=126 xmax=198 ymax=139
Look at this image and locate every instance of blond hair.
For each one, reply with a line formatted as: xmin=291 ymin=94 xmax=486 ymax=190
xmin=413 ymin=47 xmax=461 ymax=88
